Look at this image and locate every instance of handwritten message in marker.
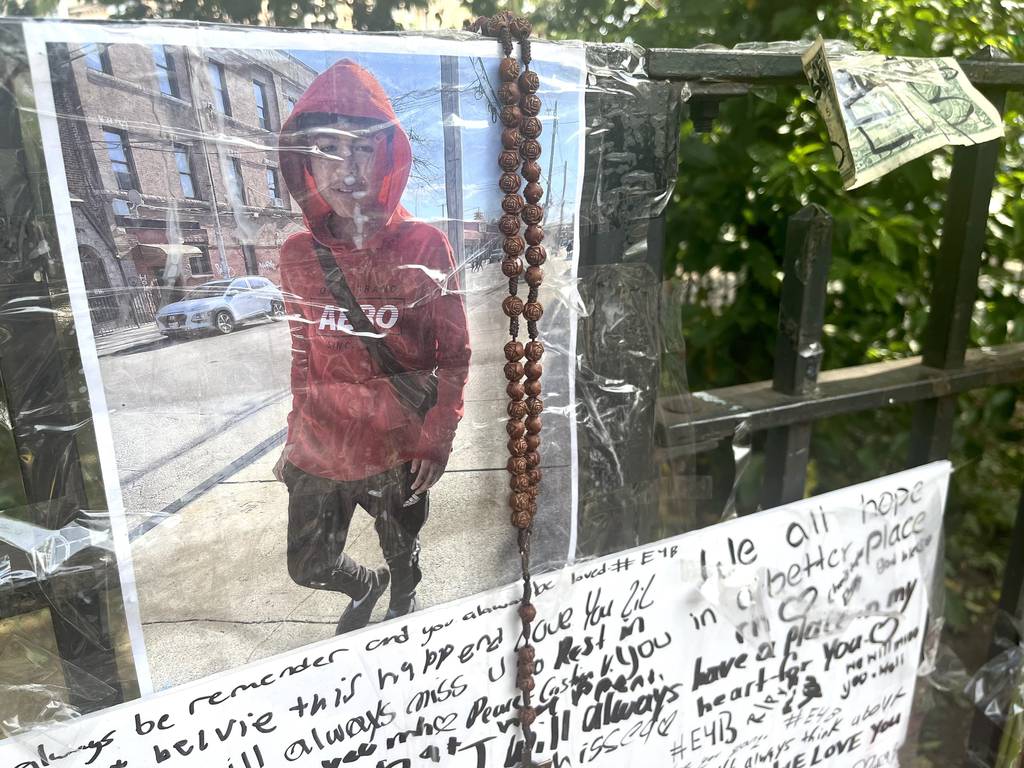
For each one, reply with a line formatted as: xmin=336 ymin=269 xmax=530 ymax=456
xmin=0 ymin=462 xmax=950 ymax=768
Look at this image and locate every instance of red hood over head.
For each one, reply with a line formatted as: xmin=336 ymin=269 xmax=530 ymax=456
xmin=278 ymin=59 xmax=413 ymax=248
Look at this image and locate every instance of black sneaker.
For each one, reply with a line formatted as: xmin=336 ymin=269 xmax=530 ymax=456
xmin=335 ymin=567 xmax=390 ymax=635
xmin=385 ymin=594 xmax=418 ymax=621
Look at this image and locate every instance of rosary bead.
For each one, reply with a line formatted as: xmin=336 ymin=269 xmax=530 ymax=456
xmin=521 ymin=203 xmax=543 ymax=225
xmin=520 ymin=94 xmax=541 ymax=116
xmin=520 ymin=139 xmax=542 ymax=160
xmin=501 ymin=258 xmax=523 ymax=278
xmin=508 ymin=438 xmax=528 ymax=457
xmin=503 ymin=235 xmax=525 ymax=257
xmin=499 ymin=172 xmax=521 ymax=194
xmin=500 ymin=104 xmax=523 ymax=126
xmin=526 ymin=415 xmax=542 ymax=434
xmin=524 ymin=181 xmax=543 ymax=203
xmin=520 ymin=116 xmax=542 ymax=139
xmin=525 ymin=245 xmax=546 ymax=266
xmin=507 ymin=381 xmax=526 ymax=400
xmin=499 ymin=82 xmax=521 ymax=105
xmin=519 ymin=603 xmax=537 ymax=622
xmin=507 ymin=419 xmax=526 ymax=439
xmin=525 ymin=341 xmax=544 ymax=361
xmin=526 ymin=484 xmax=540 ymax=499
xmin=501 ymin=128 xmax=521 ymax=150
xmin=504 ymin=360 xmax=524 ymax=380
xmin=517 ymin=675 xmax=536 ymax=693
xmin=511 ymin=491 xmax=532 ymax=512
xmin=524 ymin=379 xmax=542 ymax=397
xmin=508 ymin=456 xmax=528 ymax=474
xmin=509 ymin=16 xmax=532 ymax=38
xmin=499 ymin=57 xmax=520 ymax=81
xmin=522 ymin=161 xmax=542 ymax=183
xmin=511 ymin=509 xmax=532 ymax=529
xmin=519 ymin=707 xmax=537 ymax=727
xmin=518 ymin=70 xmax=540 ymax=93
xmin=525 ymin=225 xmax=544 ymax=245
xmin=499 ymin=150 xmax=520 ymax=172
xmin=504 ymin=340 xmax=525 ymax=360
xmin=526 ymin=396 xmax=543 ymax=415
xmin=523 ymin=302 xmax=544 ymax=322
xmin=525 ymin=266 xmax=544 ymax=287
xmin=502 ymin=295 xmax=524 ymax=317
xmin=502 ymin=193 xmax=525 ymax=214
xmin=511 ymin=472 xmax=531 ymax=492
xmin=499 ymin=213 xmax=520 ymax=235
xmin=525 ymin=360 xmax=542 ymax=379
xmin=528 ymin=468 xmax=542 ymax=485
xmin=508 ymin=400 xmax=528 ymax=419
xmin=525 ymin=450 xmax=540 ymax=468
xmin=525 ymin=433 xmax=540 ymax=451
xmin=519 ymin=644 xmax=536 ymax=664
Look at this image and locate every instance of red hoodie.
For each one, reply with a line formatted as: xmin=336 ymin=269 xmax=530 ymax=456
xmin=278 ymin=60 xmax=470 ymax=482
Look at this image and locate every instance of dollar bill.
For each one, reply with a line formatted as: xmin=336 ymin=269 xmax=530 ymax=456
xmin=801 ymin=36 xmax=1005 ymax=190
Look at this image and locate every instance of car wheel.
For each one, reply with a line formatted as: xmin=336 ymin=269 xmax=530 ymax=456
xmin=270 ymin=300 xmax=286 ymax=320
xmin=214 ymin=310 xmax=235 ymax=334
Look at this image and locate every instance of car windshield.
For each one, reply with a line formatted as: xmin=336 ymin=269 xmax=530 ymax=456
xmin=182 ymin=281 xmax=232 ymax=300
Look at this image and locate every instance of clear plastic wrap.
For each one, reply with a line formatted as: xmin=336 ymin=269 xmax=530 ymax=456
xmin=0 ymin=20 xmax=990 ymax=768
xmin=0 ymin=18 xmax=693 ymax=715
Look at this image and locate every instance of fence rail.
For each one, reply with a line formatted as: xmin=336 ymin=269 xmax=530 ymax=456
xmin=645 ymin=47 xmax=1024 ymax=766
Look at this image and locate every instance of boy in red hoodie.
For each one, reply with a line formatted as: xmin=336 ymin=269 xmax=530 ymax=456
xmin=275 ymin=60 xmax=471 ymax=635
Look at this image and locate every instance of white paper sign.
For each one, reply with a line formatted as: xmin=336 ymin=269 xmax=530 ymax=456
xmin=0 ymin=462 xmax=950 ymax=768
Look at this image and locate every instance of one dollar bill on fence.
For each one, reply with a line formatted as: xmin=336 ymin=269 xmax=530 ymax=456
xmin=801 ymin=36 xmax=1004 ymax=189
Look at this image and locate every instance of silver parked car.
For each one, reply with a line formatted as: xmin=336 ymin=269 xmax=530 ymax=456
xmin=155 ymin=276 xmax=286 ymax=337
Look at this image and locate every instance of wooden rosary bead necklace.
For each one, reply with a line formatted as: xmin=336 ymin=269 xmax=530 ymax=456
xmin=469 ymin=12 xmax=547 ymax=768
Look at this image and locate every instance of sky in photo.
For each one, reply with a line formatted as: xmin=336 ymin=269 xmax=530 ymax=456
xmin=288 ymin=49 xmax=581 ymax=226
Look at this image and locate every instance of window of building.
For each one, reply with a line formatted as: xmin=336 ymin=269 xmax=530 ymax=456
xmin=226 ymin=157 xmax=246 ymax=204
xmin=189 ymin=247 xmax=213 ymax=276
xmin=208 ymin=61 xmax=231 ymax=116
xmin=266 ymin=167 xmax=281 ymax=204
xmin=174 ymin=144 xmax=199 ymax=199
xmin=253 ymin=81 xmax=271 ymax=131
xmin=153 ymin=46 xmax=180 ymax=98
xmin=102 ymin=129 xmax=138 ymax=191
xmin=83 ymin=43 xmax=112 ymax=75
xmin=285 ymin=96 xmax=297 ymax=116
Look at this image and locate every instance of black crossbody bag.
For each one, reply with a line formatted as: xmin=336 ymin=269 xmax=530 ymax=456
xmin=314 ymin=243 xmax=438 ymax=419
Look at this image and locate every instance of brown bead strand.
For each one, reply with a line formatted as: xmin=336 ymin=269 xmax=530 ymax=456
xmin=470 ymin=12 xmax=546 ymax=767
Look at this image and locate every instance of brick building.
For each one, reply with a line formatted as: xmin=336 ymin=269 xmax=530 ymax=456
xmin=51 ymin=41 xmax=315 ymax=333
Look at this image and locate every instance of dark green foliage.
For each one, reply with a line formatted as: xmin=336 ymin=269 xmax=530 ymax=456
xmin=106 ymin=0 xmax=429 ymax=31
xmin=509 ymin=0 xmax=1023 ymax=646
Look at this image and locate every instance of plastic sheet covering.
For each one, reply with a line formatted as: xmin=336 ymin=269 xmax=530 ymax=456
xmin=0 ymin=17 xmax=694 ymax=729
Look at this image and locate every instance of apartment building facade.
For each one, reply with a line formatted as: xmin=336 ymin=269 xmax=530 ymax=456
xmin=51 ymin=40 xmax=315 ymax=333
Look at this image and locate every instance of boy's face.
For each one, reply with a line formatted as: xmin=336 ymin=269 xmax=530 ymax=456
xmin=307 ymin=118 xmax=384 ymax=221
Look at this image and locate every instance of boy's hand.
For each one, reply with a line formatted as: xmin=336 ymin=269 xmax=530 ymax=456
xmin=409 ymin=456 xmax=448 ymax=495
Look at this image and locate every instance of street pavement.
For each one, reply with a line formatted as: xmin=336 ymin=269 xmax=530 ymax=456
xmin=99 ymin=261 xmax=577 ymax=691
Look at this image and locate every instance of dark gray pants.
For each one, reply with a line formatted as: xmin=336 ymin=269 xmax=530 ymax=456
xmin=284 ymin=461 xmax=427 ymax=605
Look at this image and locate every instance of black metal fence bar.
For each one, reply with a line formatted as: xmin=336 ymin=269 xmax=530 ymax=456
xmin=908 ymin=79 xmax=1008 ymax=465
xmin=658 ymin=342 xmax=1024 ymax=447
xmin=760 ymin=204 xmax=833 ymax=508
xmin=646 ymin=47 xmax=1024 ymax=88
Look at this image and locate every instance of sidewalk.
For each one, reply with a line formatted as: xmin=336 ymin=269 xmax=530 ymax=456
xmin=130 ymin=448 xmax=571 ymax=691
xmin=95 ymin=325 xmax=164 ymax=357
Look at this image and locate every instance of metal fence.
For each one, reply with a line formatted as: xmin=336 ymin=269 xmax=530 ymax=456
xmin=648 ymin=46 xmax=1024 ymax=765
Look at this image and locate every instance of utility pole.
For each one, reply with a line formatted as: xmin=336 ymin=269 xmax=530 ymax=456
xmin=440 ymin=56 xmax=465 ymax=295
xmin=544 ymin=101 xmax=558 ymax=205
xmin=558 ymin=159 xmax=567 ymax=250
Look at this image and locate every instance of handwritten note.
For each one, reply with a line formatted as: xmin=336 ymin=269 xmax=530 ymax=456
xmin=0 ymin=462 xmax=950 ymax=768
xmin=802 ymin=37 xmax=1004 ymax=189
